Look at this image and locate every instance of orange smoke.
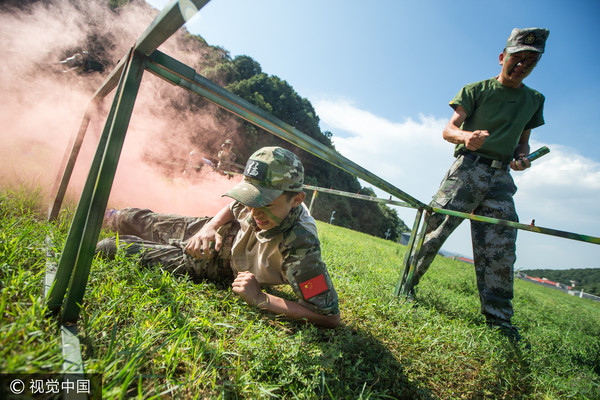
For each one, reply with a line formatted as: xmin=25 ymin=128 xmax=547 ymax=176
xmin=0 ymin=0 xmax=241 ymax=217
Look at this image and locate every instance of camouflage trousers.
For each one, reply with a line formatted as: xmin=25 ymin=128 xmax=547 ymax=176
xmin=97 ymin=208 xmax=239 ymax=283
xmin=412 ymin=156 xmax=518 ymax=322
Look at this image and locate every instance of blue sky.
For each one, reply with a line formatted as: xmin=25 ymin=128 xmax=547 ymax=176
xmin=146 ymin=0 xmax=600 ymax=270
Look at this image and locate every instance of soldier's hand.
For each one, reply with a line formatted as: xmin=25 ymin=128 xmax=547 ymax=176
xmin=232 ymin=272 xmax=268 ymax=308
xmin=185 ymin=225 xmax=222 ymax=259
xmin=464 ymin=130 xmax=489 ymax=151
xmin=510 ymin=154 xmax=531 ymax=171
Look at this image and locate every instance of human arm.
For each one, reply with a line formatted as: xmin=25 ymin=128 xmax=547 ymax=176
xmin=185 ymin=202 xmax=235 ymax=258
xmin=510 ymin=129 xmax=532 ymax=171
xmin=232 ymin=271 xmax=341 ymax=328
xmin=442 ymin=106 xmax=489 ymax=150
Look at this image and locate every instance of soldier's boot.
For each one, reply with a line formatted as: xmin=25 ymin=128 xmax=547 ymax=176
xmin=95 ymin=235 xmax=146 ymax=259
xmin=485 ymin=316 xmax=529 ymax=347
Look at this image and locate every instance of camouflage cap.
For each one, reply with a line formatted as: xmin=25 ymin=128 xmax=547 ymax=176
xmin=224 ymin=147 xmax=304 ymax=208
xmin=505 ymin=27 xmax=549 ymax=54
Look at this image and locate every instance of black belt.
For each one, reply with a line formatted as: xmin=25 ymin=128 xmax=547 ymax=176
xmin=461 ymin=151 xmax=510 ymax=170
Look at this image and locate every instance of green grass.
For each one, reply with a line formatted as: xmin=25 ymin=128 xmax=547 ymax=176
xmin=1 ymin=185 xmax=599 ymax=399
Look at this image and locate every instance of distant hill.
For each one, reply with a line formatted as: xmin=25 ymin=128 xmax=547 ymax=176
xmin=520 ymin=268 xmax=600 ymax=296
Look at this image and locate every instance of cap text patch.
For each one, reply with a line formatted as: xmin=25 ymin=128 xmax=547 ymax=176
xmin=244 ymin=160 xmax=268 ymax=180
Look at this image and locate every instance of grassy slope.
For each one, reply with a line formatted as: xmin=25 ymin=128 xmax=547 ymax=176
xmin=1 ymin=187 xmax=599 ymax=399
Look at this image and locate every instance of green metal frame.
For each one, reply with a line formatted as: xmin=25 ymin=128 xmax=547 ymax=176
xmin=44 ymin=0 xmax=600 ymax=380
xmin=301 ymin=184 xmax=600 ymax=294
xmin=302 ymin=184 xmax=413 ymax=210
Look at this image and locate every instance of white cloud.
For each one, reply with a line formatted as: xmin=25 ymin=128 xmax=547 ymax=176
xmin=314 ymin=98 xmax=600 ymax=268
xmin=314 ymin=98 xmax=451 ymax=201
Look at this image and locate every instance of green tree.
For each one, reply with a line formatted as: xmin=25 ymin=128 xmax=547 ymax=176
xmin=233 ymin=55 xmax=262 ymax=80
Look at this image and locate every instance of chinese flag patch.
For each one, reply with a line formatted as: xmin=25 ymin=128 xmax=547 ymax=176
xmin=299 ymin=274 xmax=328 ymax=299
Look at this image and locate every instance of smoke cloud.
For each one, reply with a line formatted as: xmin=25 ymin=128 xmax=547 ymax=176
xmin=0 ymin=0 xmax=242 ymax=217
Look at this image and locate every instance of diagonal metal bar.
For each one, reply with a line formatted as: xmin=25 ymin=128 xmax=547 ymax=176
xmin=398 ymin=210 xmax=429 ymax=297
xmin=431 ymin=206 xmax=600 ymax=245
xmin=135 ymin=0 xmax=211 ymax=56
xmin=145 ymin=50 xmax=427 ymax=210
xmin=61 ymin=51 xmax=146 ymax=323
xmin=47 ymin=104 xmax=94 ymax=222
xmin=303 ymin=184 xmax=413 ymax=209
xmin=395 ymin=209 xmax=427 ymax=297
xmin=308 ymin=187 xmax=319 ymax=214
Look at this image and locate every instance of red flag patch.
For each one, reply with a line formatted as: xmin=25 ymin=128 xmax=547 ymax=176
xmin=299 ymin=274 xmax=328 ymax=299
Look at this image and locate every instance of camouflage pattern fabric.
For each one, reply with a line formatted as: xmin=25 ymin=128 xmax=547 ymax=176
xmin=105 ymin=208 xmax=207 ymax=242
xmin=505 ymin=27 xmax=549 ymax=54
xmin=98 ymin=205 xmax=339 ymax=315
xmin=224 ymin=147 xmax=304 ymax=208
xmin=412 ymin=156 xmax=518 ymax=322
xmin=243 ymin=146 xmax=304 ymax=192
xmin=230 ymin=202 xmax=339 ymax=315
xmin=98 ymin=208 xmax=238 ymax=283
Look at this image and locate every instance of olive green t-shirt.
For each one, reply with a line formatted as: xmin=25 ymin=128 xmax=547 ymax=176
xmin=450 ymin=77 xmax=545 ymax=162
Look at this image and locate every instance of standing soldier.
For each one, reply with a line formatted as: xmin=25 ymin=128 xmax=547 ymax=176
xmin=408 ymin=28 xmax=550 ymax=342
xmin=216 ymin=139 xmax=237 ymax=176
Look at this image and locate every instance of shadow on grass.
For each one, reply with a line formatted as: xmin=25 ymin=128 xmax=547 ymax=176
xmin=305 ymin=326 xmax=435 ymax=400
xmin=77 ymin=260 xmax=436 ymax=399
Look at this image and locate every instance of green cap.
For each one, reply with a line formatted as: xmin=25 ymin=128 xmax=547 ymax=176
xmin=505 ymin=27 xmax=549 ymax=54
xmin=224 ymin=147 xmax=304 ymax=208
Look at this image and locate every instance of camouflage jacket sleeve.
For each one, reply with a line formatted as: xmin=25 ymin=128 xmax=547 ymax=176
xmin=280 ymin=221 xmax=339 ymax=316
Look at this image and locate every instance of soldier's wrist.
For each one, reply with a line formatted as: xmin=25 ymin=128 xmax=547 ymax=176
xmin=257 ymin=293 xmax=270 ymax=310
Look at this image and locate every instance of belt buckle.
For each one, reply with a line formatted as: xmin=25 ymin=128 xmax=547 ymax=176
xmin=491 ymin=160 xmax=503 ymax=169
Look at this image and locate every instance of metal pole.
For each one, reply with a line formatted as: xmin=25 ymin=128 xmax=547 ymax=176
xmin=144 ymin=50 xmax=427 ymax=210
xmin=308 ymin=188 xmax=318 ymax=214
xmin=395 ymin=209 xmax=424 ymax=297
xmin=303 ymin=184 xmax=412 ymax=209
xmin=48 ymin=104 xmax=94 ymax=221
xmin=400 ymin=211 xmax=429 ymax=297
xmin=45 ymin=52 xmax=132 ymax=311
xmin=135 ymin=0 xmax=211 ymax=56
xmin=60 ymin=50 xmax=145 ymax=323
xmin=431 ymin=206 xmax=600 ymax=245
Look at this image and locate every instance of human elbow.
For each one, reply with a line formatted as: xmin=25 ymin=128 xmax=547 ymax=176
xmin=322 ymin=313 xmax=341 ymax=329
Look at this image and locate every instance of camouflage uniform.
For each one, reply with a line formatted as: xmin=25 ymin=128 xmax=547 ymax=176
xmin=229 ymin=202 xmax=338 ymax=315
xmin=412 ymin=156 xmax=518 ymax=321
xmin=97 ymin=146 xmax=339 ymax=316
xmin=216 ymin=139 xmax=237 ymax=174
xmin=98 ymin=208 xmax=238 ymax=283
xmin=411 ymin=28 xmax=549 ymax=324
